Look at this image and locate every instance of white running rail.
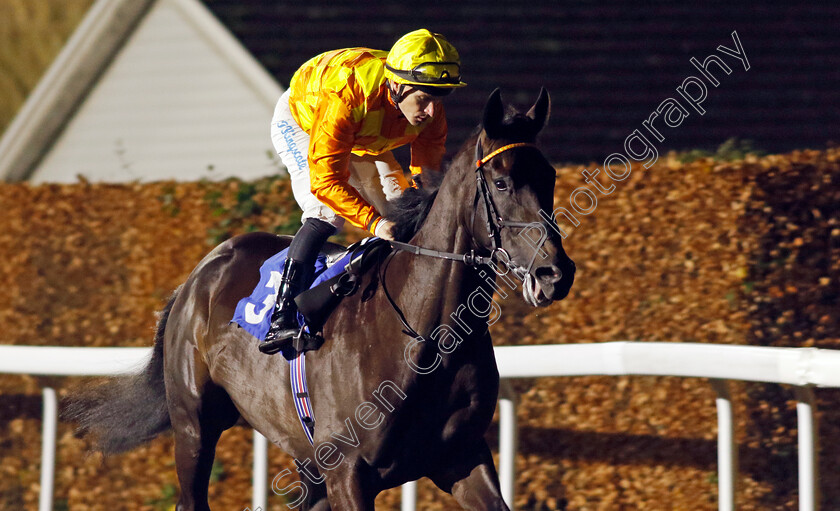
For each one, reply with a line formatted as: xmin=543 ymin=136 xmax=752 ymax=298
xmin=2 ymin=342 xmax=839 ymax=511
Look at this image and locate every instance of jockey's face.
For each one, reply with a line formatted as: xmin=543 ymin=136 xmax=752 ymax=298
xmin=396 ymin=86 xmax=445 ymax=126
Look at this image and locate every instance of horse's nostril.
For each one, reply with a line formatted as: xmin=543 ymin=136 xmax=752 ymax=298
xmin=535 ymin=266 xmax=562 ymax=282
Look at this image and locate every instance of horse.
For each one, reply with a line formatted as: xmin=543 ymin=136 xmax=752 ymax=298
xmin=66 ymin=88 xmax=576 ymax=510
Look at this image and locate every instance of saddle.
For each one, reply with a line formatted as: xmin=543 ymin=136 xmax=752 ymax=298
xmin=296 ymin=238 xmax=390 ymax=329
xmin=231 ymin=237 xmax=392 ymax=358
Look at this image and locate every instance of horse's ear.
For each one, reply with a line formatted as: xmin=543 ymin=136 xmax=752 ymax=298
xmin=482 ymin=88 xmax=504 ymax=139
xmin=526 ymin=87 xmax=550 ymax=133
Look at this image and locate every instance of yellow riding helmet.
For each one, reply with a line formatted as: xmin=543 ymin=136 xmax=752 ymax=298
xmin=385 ymin=29 xmax=467 ymax=88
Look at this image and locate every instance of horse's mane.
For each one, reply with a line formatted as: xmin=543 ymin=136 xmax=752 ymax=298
xmin=387 ymin=169 xmax=445 ymax=242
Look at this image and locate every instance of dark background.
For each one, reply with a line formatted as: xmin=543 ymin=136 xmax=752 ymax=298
xmin=205 ymin=0 xmax=840 ymax=165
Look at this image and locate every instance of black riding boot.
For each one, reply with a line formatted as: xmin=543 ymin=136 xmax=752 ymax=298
xmin=259 ymin=258 xmax=309 ymax=354
xmin=259 ymin=218 xmax=336 ymax=355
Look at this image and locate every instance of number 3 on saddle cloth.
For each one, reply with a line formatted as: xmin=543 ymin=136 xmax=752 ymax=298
xmin=230 ymin=237 xmax=391 ymax=444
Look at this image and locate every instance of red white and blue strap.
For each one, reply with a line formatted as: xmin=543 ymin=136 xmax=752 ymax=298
xmin=289 ymin=352 xmax=315 ymax=445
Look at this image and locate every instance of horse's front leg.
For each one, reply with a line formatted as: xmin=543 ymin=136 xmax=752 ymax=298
xmin=323 ymin=460 xmax=377 ymax=511
xmin=429 ymin=440 xmax=509 ymax=511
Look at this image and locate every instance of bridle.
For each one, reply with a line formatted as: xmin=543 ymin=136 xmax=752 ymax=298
xmin=471 ymin=140 xmax=545 ymax=278
xmin=382 ymin=138 xmax=548 ymax=340
xmin=388 ymin=139 xmax=544 ymax=277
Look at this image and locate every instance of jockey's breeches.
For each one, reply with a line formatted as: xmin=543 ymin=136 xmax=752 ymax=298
xmin=270 ymin=89 xmax=408 ymax=230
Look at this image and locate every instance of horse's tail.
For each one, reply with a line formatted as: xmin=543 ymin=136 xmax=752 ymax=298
xmin=63 ymin=287 xmax=180 ymax=454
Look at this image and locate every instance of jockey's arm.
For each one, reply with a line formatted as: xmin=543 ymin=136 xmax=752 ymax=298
xmin=308 ymin=95 xmax=383 ymax=233
xmin=409 ymin=167 xmax=443 ymax=189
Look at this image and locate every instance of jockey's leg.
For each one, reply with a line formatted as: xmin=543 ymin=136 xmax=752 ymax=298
xmin=265 ymin=89 xmax=343 ymax=354
xmin=261 ymin=217 xmax=336 ymax=353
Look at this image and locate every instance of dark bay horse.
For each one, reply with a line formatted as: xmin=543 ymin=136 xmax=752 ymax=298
xmin=67 ymin=89 xmax=575 ymax=510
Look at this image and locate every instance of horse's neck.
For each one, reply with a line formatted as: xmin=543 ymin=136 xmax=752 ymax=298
xmin=401 ymin=160 xmax=489 ymax=333
xmin=412 ymin=167 xmax=473 ymax=261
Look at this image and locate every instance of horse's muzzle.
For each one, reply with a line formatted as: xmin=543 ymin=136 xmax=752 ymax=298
xmin=524 ymin=260 xmax=575 ymax=306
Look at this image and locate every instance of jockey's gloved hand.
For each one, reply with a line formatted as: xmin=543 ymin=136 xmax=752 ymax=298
xmin=374 ymin=219 xmax=396 ymax=241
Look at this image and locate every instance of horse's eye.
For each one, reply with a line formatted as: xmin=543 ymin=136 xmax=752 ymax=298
xmin=494 ymin=179 xmax=508 ymax=191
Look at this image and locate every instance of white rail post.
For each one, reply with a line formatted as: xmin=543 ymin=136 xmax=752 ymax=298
xmin=498 ymin=380 xmax=518 ymax=510
xmin=795 ymin=386 xmax=819 ymax=511
xmin=253 ymin=430 xmax=268 ymax=511
xmin=400 ymin=480 xmax=417 ymax=511
xmin=710 ymin=379 xmax=736 ymax=511
xmin=39 ymin=387 xmax=57 ymax=511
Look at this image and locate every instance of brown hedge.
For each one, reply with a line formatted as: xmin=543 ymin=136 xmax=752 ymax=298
xmin=1 ymin=148 xmax=839 ymax=510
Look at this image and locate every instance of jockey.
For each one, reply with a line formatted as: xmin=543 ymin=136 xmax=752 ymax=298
xmin=262 ymin=29 xmax=466 ymax=353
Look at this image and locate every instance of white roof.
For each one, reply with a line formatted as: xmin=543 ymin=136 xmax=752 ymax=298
xmin=0 ymin=0 xmax=285 ymax=183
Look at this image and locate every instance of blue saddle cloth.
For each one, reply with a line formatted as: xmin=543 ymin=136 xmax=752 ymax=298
xmin=231 ymin=247 xmax=351 ymax=340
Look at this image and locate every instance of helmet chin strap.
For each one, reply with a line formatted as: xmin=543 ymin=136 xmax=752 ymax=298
xmin=389 ymin=81 xmax=408 ymax=104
